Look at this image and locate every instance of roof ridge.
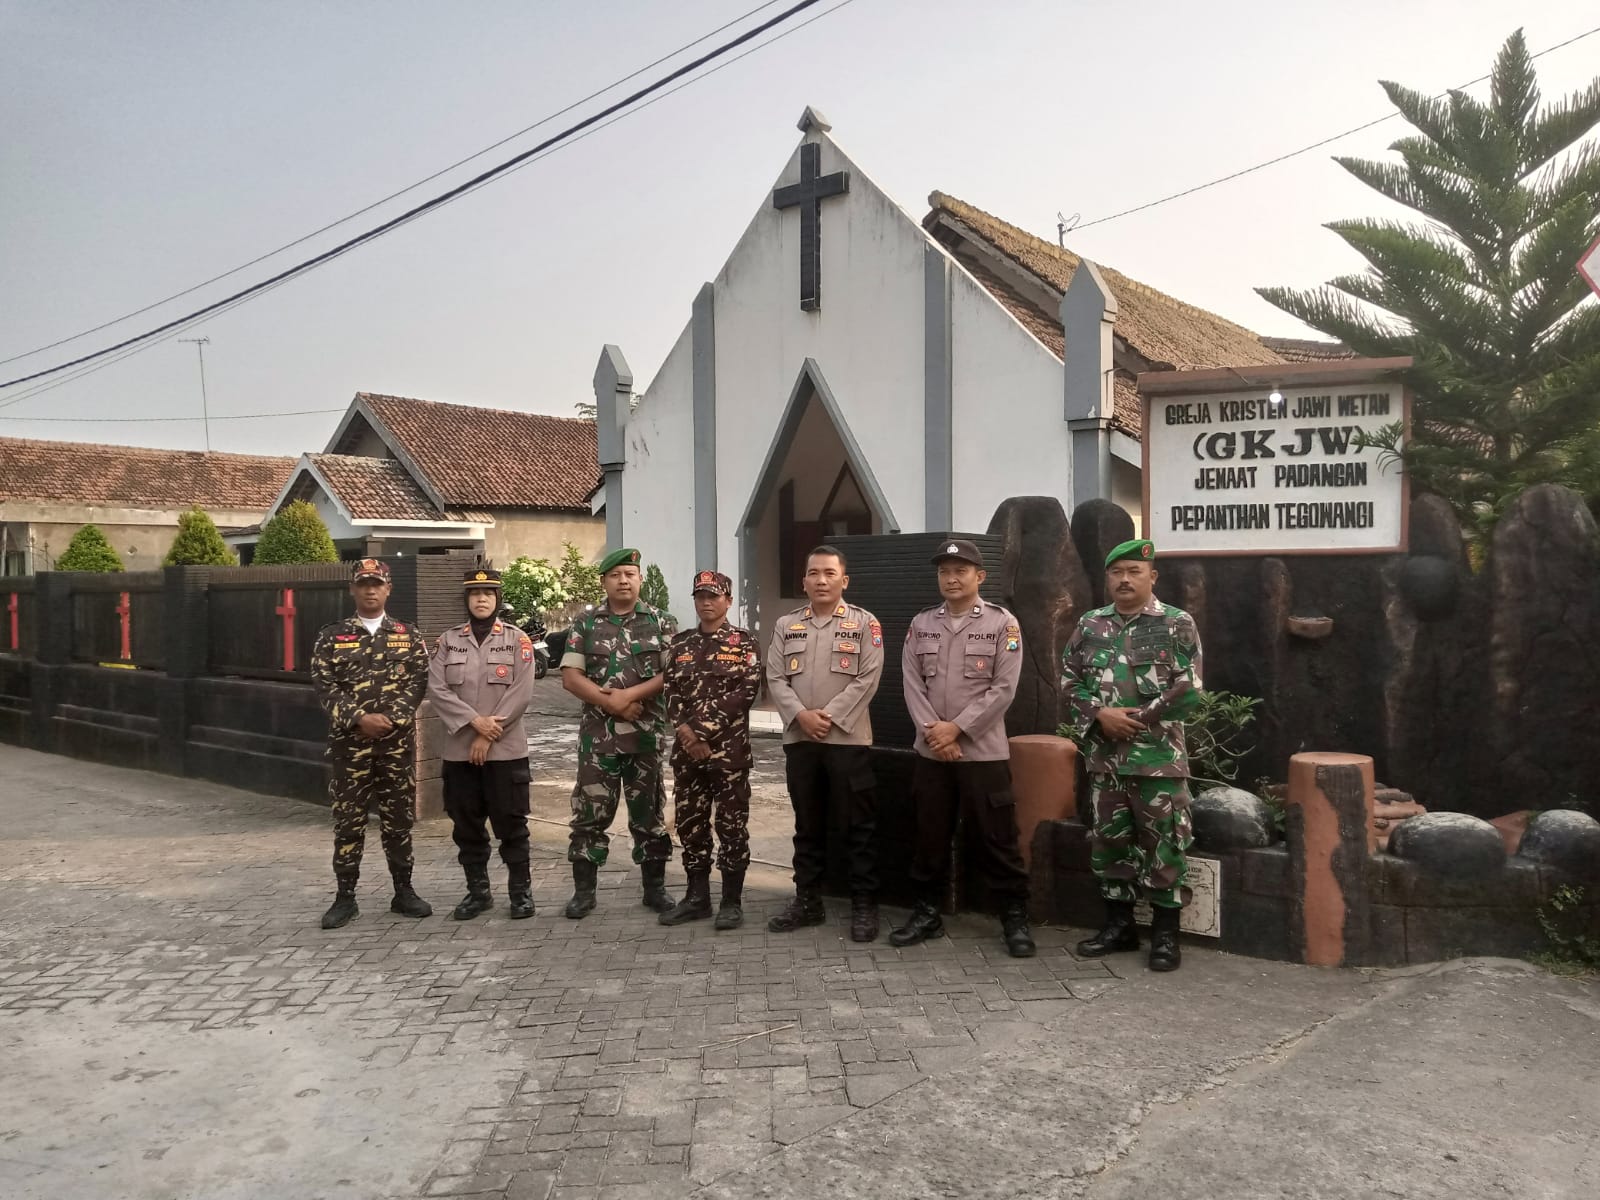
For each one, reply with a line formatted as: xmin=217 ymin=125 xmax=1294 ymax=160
xmin=931 ymin=190 xmax=1268 ymax=340
xmin=0 ymin=434 xmax=295 ymax=462
xmin=357 ymin=391 xmax=596 ymax=426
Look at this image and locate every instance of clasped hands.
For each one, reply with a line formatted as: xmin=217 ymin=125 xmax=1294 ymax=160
xmin=794 ymin=709 xmax=833 ymax=742
xmin=923 ymin=720 xmax=963 ymax=762
xmin=676 ymin=723 xmax=713 ymax=761
xmin=596 ymin=686 xmax=646 ymax=724
xmin=1095 ymin=707 xmax=1148 ymax=741
xmin=467 ymin=714 xmax=507 ymax=766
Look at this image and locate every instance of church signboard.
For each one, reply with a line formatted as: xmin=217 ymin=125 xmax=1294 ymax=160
xmin=1138 ymin=357 xmax=1413 ymax=556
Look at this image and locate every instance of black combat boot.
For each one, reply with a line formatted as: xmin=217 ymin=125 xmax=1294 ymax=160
xmin=850 ymin=893 xmax=880 ymax=943
xmin=888 ymin=900 xmax=944 ymax=947
xmin=1148 ymin=905 xmax=1183 ymax=972
xmin=766 ymin=889 xmax=826 ymax=932
xmin=1001 ymin=903 xmax=1036 ymax=958
xmin=389 ymin=866 xmax=433 ymax=919
xmin=1075 ymin=899 xmax=1140 ymax=957
xmin=451 ymin=866 xmax=494 ymax=921
xmin=321 ymin=874 xmax=359 ymax=930
xmin=564 ymin=859 xmax=599 ymax=920
xmin=659 ymin=870 xmax=713 ymax=926
xmin=715 ymin=869 xmax=746 ymax=931
xmin=507 ymin=862 xmax=534 ymax=920
xmin=640 ymin=860 xmax=675 ymax=913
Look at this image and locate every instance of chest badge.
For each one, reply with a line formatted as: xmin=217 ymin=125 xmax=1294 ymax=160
xmin=789 ymin=656 xmax=799 ymax=672
xmin=976 ymin=658 xmax=986 ymax=670
xmin=840 ymin=655 xmax=851 ymax=669
xmin=495 ymin=664 xmax=508 ymax=678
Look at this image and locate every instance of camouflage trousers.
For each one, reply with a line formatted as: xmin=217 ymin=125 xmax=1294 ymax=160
xmin=329 ymin=742 xmax=415 ymax=881
xmin=568 ymin=749 xmax=673 ymax=867
xmin=1088 ymin=773 xmax=1193 ymax=909
xmin=671 ymin=760 xmax=751 ymax=875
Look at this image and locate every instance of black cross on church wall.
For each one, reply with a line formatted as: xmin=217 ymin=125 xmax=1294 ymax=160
xmin=772 ymin=142 xmax=850 ymax=312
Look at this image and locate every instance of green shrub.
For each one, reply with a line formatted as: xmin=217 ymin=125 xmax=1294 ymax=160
xmin=641 ymin=563 xmax=670 ymax=612
xmin=55 ymin=524 xmax=124 ymax=572
xmin=254 ymin=500 xmax=339 ymax=565
xmin=163 ymin=506 xmax=237 ymax=566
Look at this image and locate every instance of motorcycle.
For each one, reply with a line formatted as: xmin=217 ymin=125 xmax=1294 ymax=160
xmin=506 ymin=607 xmax=552 ymax=679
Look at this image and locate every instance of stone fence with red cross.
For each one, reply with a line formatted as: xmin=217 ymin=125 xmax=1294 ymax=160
xmin=0 ymin=558 xmax=463 ymax=813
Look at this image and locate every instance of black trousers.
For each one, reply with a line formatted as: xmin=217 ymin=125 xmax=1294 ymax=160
xmin=443 ymin=758 xmax=531 ymax=870
xmin=783 ymin=741 xmax=877 ymax=895
xmin=907 ymin=757 xmax=1029 ymax=903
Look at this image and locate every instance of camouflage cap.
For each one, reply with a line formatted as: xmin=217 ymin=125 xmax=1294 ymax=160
xmin=598 ymin=547 xmax=642 ymax=575
xmin=352 ymin=557 xmax=390 ymax=583
xmin=462 ymin=566 xmax=502 ymax=590
xmin=691 ymin=569 xmax=732 ymax=596
xmin=1104 ymin=539 xmax=1155 ymax=568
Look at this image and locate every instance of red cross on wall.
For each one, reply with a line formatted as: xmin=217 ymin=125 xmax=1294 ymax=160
xmin=115 ymin=591 xmax=132 ymax=661
xmin=276 ymin=588 xmax=297 ymax=671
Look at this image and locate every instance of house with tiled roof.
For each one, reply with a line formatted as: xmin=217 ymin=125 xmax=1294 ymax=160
xmin=0 ymin=436 xmax=295 ymax=575
xmin=237 ymin=392 xmax=604 ymax=565
xmin=593 ymin=109 xmax=1324 ymax=638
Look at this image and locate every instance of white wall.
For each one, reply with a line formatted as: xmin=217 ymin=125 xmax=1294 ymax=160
xmin=710 ymin=134 xmax=931 ymax=587
xmin=620 ymin=322 xmax=697 ymax=626
xmin=949 ymin=266 xmax=1070 ymax=531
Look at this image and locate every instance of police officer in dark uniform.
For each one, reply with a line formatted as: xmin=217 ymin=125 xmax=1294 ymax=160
xmin=310 ymin=558 xmax=432 ymax=930
xmin=427 ymin=566 xmax=538 ymax=921
xmin=659 ymin=570 xmax=762 ymax=930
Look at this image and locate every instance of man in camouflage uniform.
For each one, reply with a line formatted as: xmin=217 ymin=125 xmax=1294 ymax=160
xmin=310 ymin=558 xmax=432 ymax=930
xmin=559 ymin=547 xmax=678 ymax=919
xmin=1059 ymin=538 xmax=1203 ymax=972
xmin=659 ymin=570 xmax=762 ymax=930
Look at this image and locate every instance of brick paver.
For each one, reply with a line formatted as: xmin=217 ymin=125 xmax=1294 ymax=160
xmin=0 ymin=743 xmax=1120 ymax=1199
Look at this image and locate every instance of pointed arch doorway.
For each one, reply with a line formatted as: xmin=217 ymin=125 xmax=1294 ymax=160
xmin=737 ymin=359 xmax=898 ymax=649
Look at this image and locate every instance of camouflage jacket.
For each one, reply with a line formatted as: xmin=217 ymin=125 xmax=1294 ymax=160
xmin=1060 ymin=597 xmax=1203 ymax=777
xmin=560 ymin=601 xmax=678 ymax=756
xmin=310 ymin=614 xmax=430 ymax=756
xmin=664 ymin=621 xmax=762 ymax=770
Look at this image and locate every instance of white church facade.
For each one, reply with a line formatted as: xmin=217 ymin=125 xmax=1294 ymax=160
xmin=594 ymin=108 xmax=1325 ymax=637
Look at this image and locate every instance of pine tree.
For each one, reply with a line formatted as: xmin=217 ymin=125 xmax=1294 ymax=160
xmin=253 ymin=500 xmax=340 ymax=565
xmin=1258 ymin=30 xmax=1600 ymax=527
xmin=641 ymin=563 xmax=670 ymax=612
xmin=55 ymin=524 xmax=125 ymax=572
xmin=163 ymin=506 xmax=238 ymax=566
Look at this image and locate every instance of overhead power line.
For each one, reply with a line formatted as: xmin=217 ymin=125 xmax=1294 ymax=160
xmin=0 ymin=0 xmax=858 ymax=418
xmin=1074 ymin=22 xmax=1600 ymax=232
xmin=0 ymin=0 xmax=831 ymax=393
xmin=0 ymin=0 xmax=793 ymax=370
xmin=0 ymin=408 xmax=346 ymax=424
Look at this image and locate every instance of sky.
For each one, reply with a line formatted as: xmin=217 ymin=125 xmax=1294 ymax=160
xmin=1 ymin=0 xmax=1596 ymax=457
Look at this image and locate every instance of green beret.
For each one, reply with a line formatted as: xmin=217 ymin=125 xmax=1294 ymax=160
xmin=1105 ymin=538 xmax=1155 ymax=568
xmin=598 ymin=547 xmax=642 ymax=575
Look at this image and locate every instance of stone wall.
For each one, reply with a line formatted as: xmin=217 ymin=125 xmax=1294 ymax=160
xmin=982 ymin=486 xmax=1600 ymax=822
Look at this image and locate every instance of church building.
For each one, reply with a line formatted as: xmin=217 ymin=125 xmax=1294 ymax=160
xmin=596 ymin=108 xmax=1326 ymax=637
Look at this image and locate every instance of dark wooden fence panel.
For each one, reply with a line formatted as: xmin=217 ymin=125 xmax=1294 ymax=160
xmin=67 ymin=573 xmax=165 ymax=668
xmin=208 ymin=577 xmax=349 ymax=680
xmin=1 ymin=579 xmax=36 ymax=657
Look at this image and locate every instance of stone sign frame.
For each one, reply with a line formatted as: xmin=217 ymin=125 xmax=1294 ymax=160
xmin=1138 ymin=357 xmax=1415 ymax=557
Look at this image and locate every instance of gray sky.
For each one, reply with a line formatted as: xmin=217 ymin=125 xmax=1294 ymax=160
xmin=2 ymin=0 xmax=1595 ymax=456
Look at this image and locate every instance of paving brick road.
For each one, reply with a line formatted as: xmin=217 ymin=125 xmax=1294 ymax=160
xmin=4 ymin=705 xmax=1596 ymax=1200
xmin=0 ymin=739 xmax=1112 ymax=1200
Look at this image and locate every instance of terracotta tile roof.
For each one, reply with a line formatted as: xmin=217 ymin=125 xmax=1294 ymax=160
xmin=924 ymin=192 xmax=1299 ymax=435
xmin=1261 ymin=335 xmax=1356 ymax=362
xmin=353 ymin=393 xmax=598 ymax=511
xmin=0 ymin=435 xmax=294 ymax=509
xmin=303 ymin=454 xmax=490 ymax=524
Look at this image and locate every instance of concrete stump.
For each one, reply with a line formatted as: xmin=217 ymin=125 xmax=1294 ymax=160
xmin=1007 ymin=735 xmax=1078 ymax=872
xmin=1285 ymin=752 xmax=1374 ymax=967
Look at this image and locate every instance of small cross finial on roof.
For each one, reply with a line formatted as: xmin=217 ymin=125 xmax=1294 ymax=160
xmin=797 ymin=106 xmax=832 ymax=134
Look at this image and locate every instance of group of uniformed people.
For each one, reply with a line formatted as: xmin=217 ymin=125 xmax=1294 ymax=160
xmin=308 ymin=534 xmax=1203 ymax=973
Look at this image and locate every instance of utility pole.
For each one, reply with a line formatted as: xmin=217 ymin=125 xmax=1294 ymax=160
xmin=179 ymin=336 xmax=212 ymax=450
